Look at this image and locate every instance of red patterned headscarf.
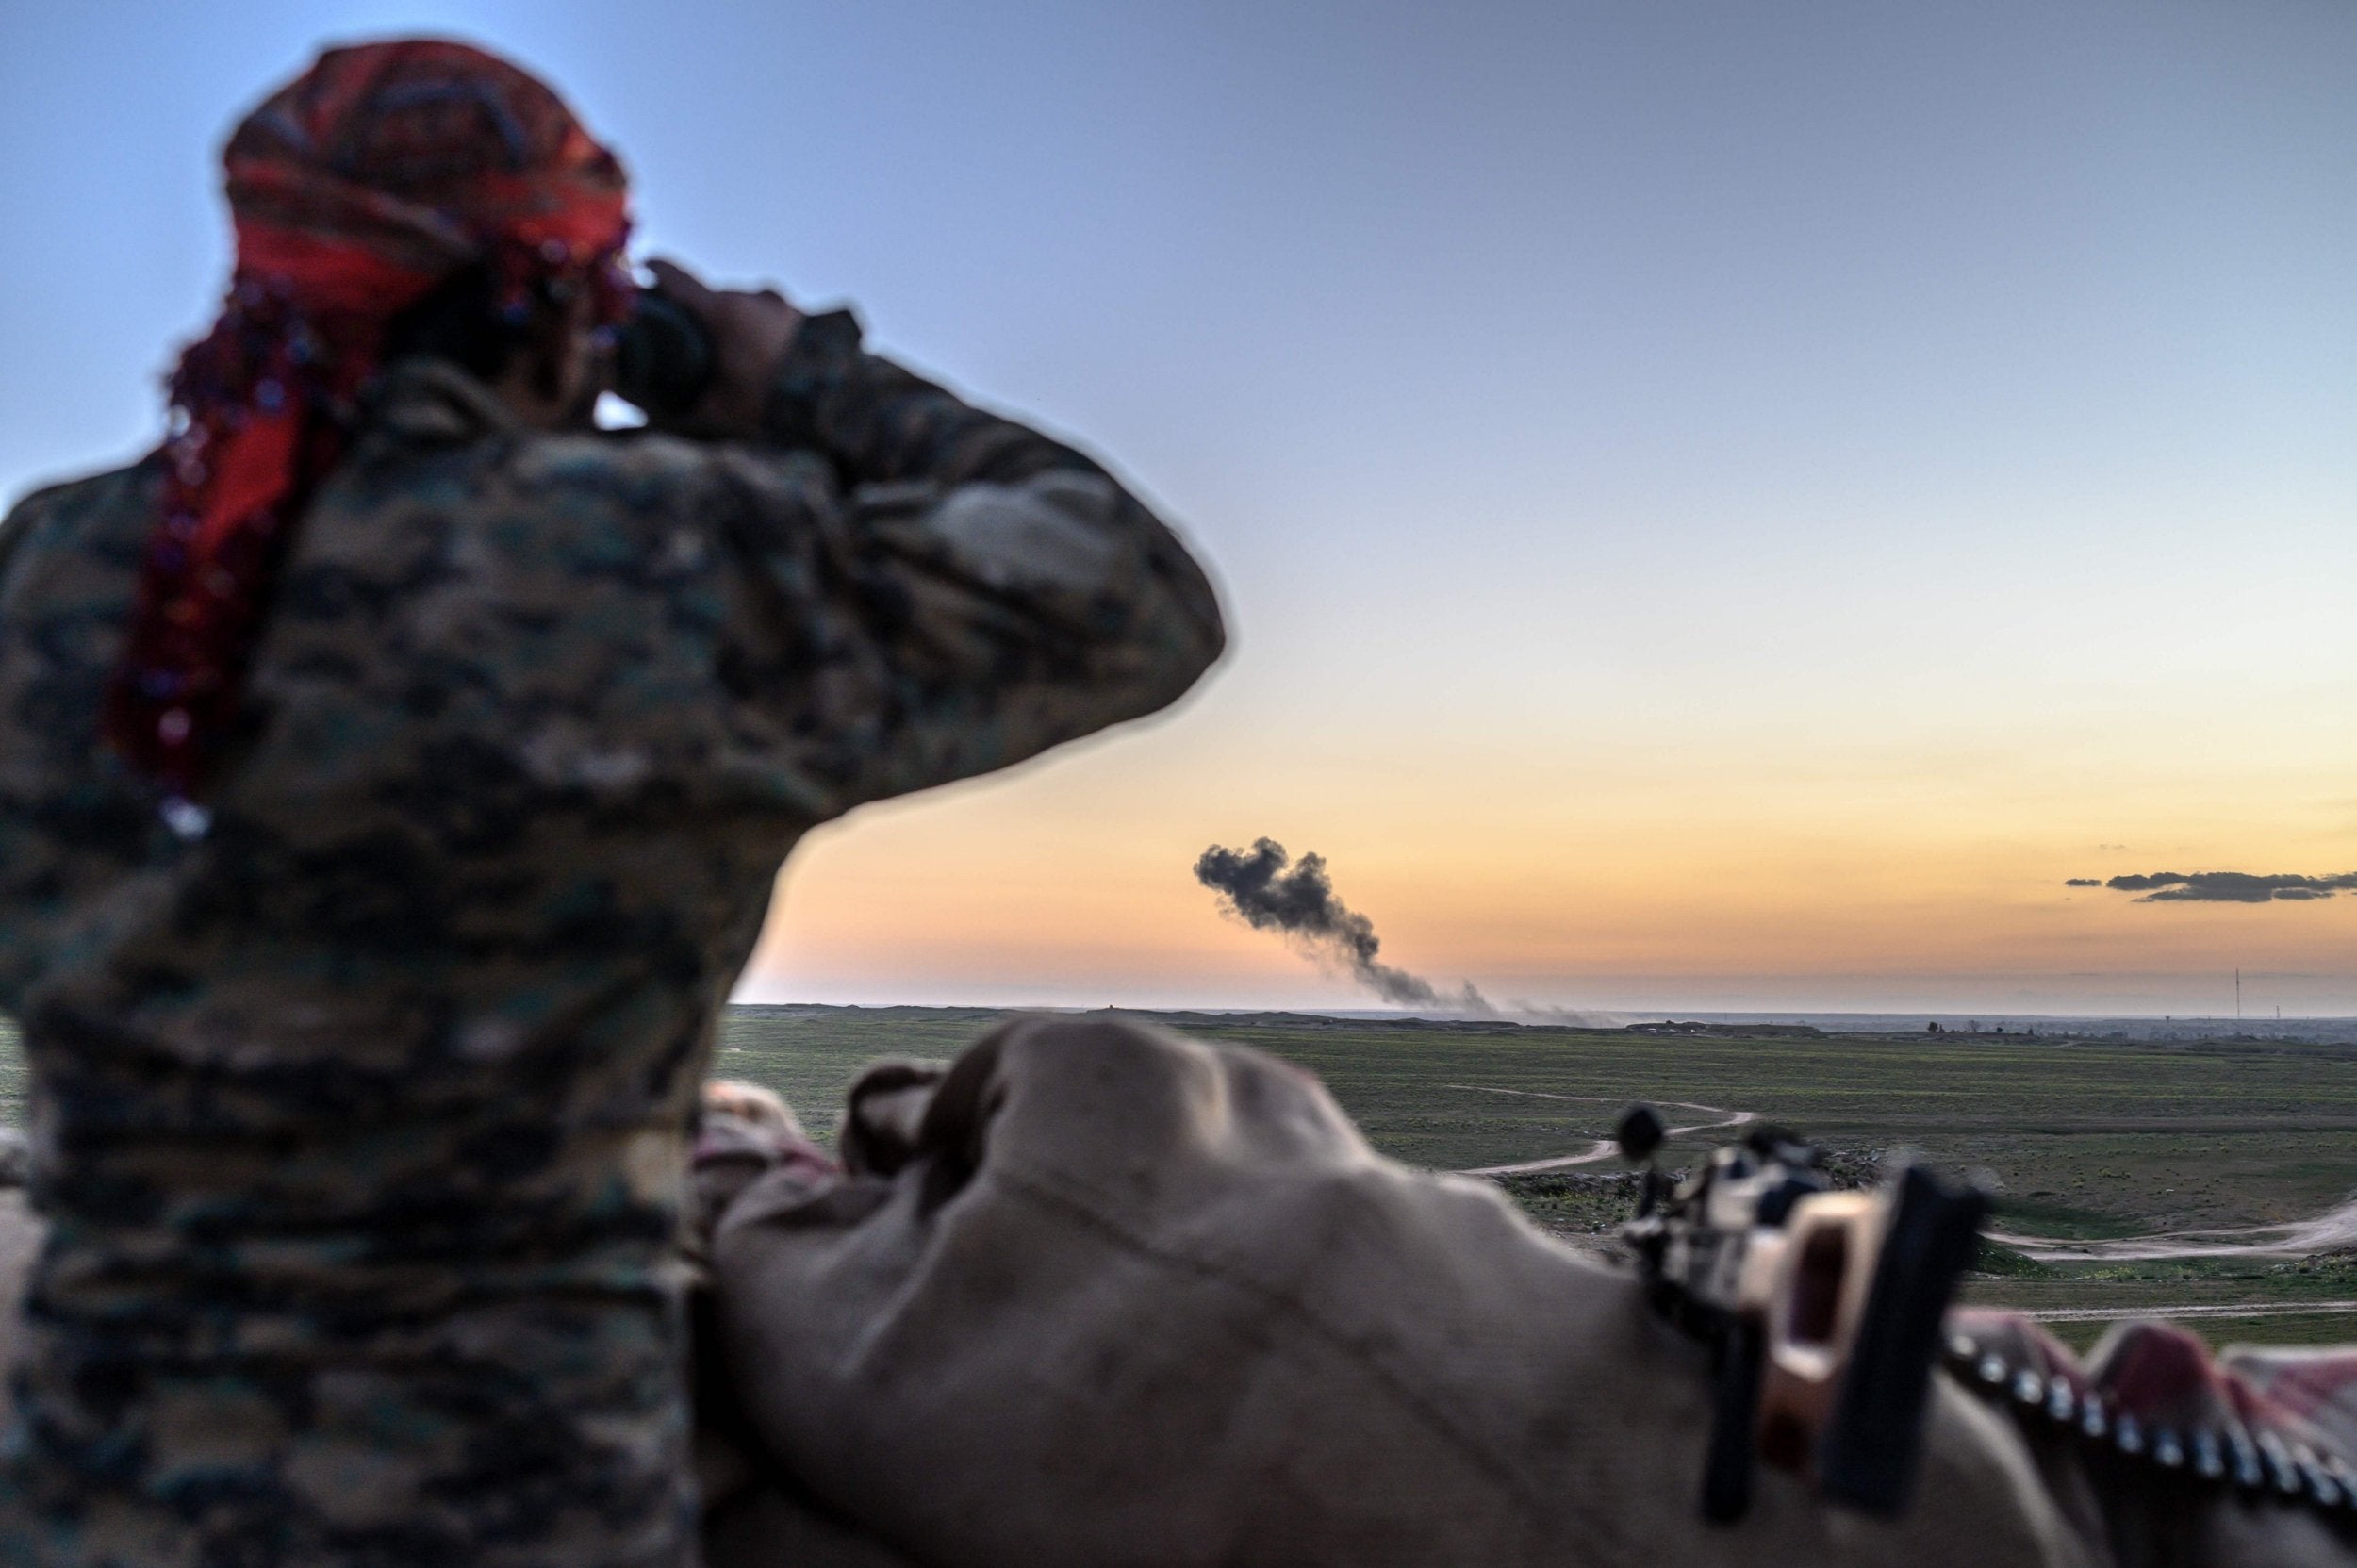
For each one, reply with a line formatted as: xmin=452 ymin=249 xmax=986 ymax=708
xmin=107 ymin=40 xmax=633 ymax=801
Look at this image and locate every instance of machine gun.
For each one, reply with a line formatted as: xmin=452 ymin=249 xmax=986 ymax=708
xmin=1615 ymin=1106 xmax=1987 ymax=1525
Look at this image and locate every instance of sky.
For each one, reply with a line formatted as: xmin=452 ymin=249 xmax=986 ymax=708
xmin=4 ymin=1 xmax=2352 ymax=1016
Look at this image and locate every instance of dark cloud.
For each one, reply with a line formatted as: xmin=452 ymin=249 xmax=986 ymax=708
xmin=2098 ymin=870 xmax=2357 ymax=904
xmin=1195 ymin=837 xmax=1492 ymax=1013
xmin=2063 ymin=878 xmax=2101 ymax=887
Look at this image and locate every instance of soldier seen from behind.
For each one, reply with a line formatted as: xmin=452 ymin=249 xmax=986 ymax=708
xmin=0 ymin=39 xmax=1222 ymax=1565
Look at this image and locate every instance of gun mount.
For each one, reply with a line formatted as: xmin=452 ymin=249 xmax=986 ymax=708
xmin=1617 ymin=1107 xmax=1987 ymax=1525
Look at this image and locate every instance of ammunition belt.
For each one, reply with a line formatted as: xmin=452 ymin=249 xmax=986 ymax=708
xmin=1942 ymin=1327 xmax=2357 ymax=1523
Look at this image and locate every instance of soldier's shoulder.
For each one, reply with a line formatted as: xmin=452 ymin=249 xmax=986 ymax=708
xmin=487 ymin=428 xmax=838 ymax=549
xmin=501 ymin=424 xmax=782 ymax=507
xmin=507 ymin=423 xmax=697 ymax=484
xmin=0 ymin=456 xmax=162 ymax=588
xmin=4 ymin=454 xmax=160 ymax=527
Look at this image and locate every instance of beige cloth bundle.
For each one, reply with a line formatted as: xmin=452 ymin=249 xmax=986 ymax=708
xmin=704 ymin=1015 xmax=2089 ymax=1567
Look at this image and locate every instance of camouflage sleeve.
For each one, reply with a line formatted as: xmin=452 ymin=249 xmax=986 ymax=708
xmin=0 ymin=470 xmax=157 ymax=1013
xmin=0 ymin=497 xmax=28 ymax=1012
xmin=718 ymin=311 xmax=1226 ymax=811
xmin=763 ymin=311 xmax=1110 ymax=488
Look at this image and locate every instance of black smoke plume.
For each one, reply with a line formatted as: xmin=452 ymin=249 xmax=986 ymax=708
xmin=1195 ymin=837 xmax=1491 ymax=1013
xmin=2076 ymin=870 xmax=2357 ymax=904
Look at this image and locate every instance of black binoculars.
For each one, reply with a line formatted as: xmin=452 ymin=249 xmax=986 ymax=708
xmin=612 ymin=290 xmax=717 ymax=421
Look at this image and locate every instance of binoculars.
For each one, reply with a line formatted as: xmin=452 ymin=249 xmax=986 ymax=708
xmin=612 ymin=289 xmax=717 ymax=421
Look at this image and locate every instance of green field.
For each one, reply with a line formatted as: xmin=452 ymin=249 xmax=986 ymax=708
xmin=6 ymin=1005 xmax=2353 ymax=1352
xmin=707 ymin=1006 xmax=2357 ymax=1352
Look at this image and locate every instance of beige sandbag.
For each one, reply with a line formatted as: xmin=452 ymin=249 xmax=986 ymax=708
xmin=711 ymin=1014 xmax=2089 ymax=1568
xmin=0 ymin=1187 xmax=39 ymax=1384
xmin=688 ymin=1093 xmax=931 ymax=1568
xmin=701 ymin=1459 xmax=932 ymax=1568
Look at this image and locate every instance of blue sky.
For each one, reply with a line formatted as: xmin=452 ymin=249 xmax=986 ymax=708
xmin=5 ymin=1 xmax=2353 ymax=1014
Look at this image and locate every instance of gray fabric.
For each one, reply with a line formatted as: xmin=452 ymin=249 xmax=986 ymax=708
xmin=702 ymin=1479 xmax=929 ymax=1568
xmin=710 ymin=1015 xmax=2095 ymax=1568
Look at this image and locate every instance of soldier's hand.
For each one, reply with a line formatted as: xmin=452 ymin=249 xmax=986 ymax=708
xmin=643 ymin=257 xmax=802 ymax=437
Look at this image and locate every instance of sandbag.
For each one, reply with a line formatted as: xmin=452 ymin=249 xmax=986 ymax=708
xmin=709 ymin=1014 xmax=2089 ymax=1568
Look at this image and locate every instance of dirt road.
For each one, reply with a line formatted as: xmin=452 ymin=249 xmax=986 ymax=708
xmin=1453 ymin=1085 xmax=2355 ymax=1268
xmin=1993 ymin=1197 xmax=2357 ymax=1263
xmin=1447 ymin=1085 xmax=1754 ymax=1176
xmin=2018 ymin=1299 xmax=2357 ymax=1325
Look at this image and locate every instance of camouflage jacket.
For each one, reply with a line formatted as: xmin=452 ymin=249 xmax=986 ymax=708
xmin=0 ymin=310 xmax=1223 ymax=1565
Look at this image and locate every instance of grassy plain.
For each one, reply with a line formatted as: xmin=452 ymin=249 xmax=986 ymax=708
xmin=4 ymin=1006 xmax=2351 ymax=1351
xmin=713 ymin=1006 xmax=2357 ymax=1351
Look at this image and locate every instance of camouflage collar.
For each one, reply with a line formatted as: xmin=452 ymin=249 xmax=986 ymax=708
xmin=365 ymin=358 xmax=521 ymax=443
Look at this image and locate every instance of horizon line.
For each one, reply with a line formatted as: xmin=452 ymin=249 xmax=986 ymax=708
xmin=724 ymin=1000 xmax=2357 ymax=1026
